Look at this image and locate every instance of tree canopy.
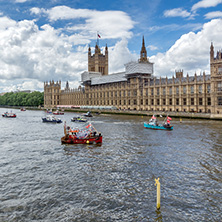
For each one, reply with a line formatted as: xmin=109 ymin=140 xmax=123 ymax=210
xmin=0 ymin=91 xmax=44 ymax=107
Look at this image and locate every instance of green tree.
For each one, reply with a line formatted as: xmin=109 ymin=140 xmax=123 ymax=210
xmin=0 ymin=91 xmax=44 ymax=107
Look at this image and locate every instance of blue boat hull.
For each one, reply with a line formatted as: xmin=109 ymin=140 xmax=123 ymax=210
xmin=144 ymin=122 xmax=173 ymax=130
xmin=42 ymin=118 xmax=62 ymax=123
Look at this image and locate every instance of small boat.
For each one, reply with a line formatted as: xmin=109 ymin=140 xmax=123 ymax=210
xmin=144 ymin=115 xmax=173 ymax=130
xmin=42 ymin=115 xmax=62 ymax=123
xmin=2 ymin=112 xmax=16 ymax=118
xmin=83 ymin=111 xmax=93 ymax=117
xmin=61 ymin=123 xmax=102 ymax=144
xmin=53 ymin=110 xmax=64 ymax=115
xmin=20 ymin=108 xmax=26 ymax=111
xmin=71 ymin=116 xmax=88 ymax=122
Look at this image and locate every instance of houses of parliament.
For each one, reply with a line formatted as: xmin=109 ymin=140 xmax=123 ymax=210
xmin=44 ymin=37 xmax=222 ymax=115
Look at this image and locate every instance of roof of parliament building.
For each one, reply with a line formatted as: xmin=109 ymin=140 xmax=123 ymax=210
xmin=81 ymin=36 xmax=154 ymax=86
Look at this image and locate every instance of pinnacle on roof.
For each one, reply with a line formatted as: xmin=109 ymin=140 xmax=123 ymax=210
xmin=139 ymin=36 xmax=148 ymax=63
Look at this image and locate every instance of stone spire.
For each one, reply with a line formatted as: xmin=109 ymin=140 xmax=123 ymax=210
xmin=139 ymin=36 xmax=148 ymax=63
xmin=210 ymin=42 xmax=214 ymax=62
xmin=66 ymin=81 xmax=69 ymax=90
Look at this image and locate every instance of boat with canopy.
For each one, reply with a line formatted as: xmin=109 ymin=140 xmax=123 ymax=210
xmin=144 ymin=115 xmax=173 ymax=130
xmin=61 ymin=122 xmax=102 ymax=144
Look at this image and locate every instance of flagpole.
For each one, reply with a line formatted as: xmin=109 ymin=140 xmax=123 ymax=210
xmin=162 ymin=115 xmax=167 ymax=125
xmin=97 ymin=31 xmax=99 ymax=46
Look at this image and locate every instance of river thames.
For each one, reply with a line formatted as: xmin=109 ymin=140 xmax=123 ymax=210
xmin=0 ymin=108 xmax=221 ymax=222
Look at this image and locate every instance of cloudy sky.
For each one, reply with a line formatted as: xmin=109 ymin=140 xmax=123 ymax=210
xmin=0 ymin=0 xmax=222 ymax=92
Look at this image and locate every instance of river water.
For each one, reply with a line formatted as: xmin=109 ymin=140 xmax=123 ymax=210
xmin=0 ymin=108 xmax=221 ymax=222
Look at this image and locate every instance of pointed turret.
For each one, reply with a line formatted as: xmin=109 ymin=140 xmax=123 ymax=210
xmin=88 ymin=45 xmax=91 ymax=56
xmin=210 ymin=42 xmax=214 ymax=62
xmin=105 ymin=44 xmax=108 ymax=54
xmin=95 ymin=44 xmax=98 ymax=54
xmin=66 ymin=81 xmax=69 ymax=90
xmin=105 ymin=44 xmax=108 ymax=75
xmin=139 ymin=36 xmax=148 ymax=63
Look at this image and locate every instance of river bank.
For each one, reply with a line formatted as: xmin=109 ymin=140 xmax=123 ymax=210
xmin=62 ymin=108 xmax=222 ymax=121
xmin=1 ymin=105 xmax=222 ymax=120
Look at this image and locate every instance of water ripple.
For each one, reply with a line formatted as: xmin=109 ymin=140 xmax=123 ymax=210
xmin=0 ymin=109 xmax=221 ymax=221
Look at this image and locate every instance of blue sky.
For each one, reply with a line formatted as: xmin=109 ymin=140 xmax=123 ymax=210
xmin=0 ymin=0 xmax=222 ymax=92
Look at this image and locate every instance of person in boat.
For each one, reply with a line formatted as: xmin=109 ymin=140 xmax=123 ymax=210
xmin=149 ymin=117 xmax=158 ymax=126
xmin=155 ymin=119 xmax=158 ymax=126
xmin=166 ymin=119 xmax=170 ymax=126
xmin=165 ymin=116 xmax=172 ymax=126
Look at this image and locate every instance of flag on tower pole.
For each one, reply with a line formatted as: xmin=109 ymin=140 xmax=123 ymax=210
xmin=96 ymin=32 xmax=101 ymax=46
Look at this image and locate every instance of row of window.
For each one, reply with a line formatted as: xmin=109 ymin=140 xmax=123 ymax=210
xmin=46 ymin=89 xmax=60 ymax=93
xmin=90 ymin=78 xmax=221 ymax=90
xmin=87 ymin=87 xmax=211 ymax=98
xmin=49 ymin=88 xmax=219 ymax=98
xmin=45 ymin=95 xmax=60 ymax=100
xmin=159 ymin=98 xmax=212 ymax=106
xmin=85 ymin=97 xmax=216 ymax=106
xmin=47 ymin=82 xmax=222 ymax=95
xmin=47 ymin=96 xmax=222 ymax=107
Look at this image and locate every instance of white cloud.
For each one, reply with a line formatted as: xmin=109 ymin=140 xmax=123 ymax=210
xmin=109 ymin=38 xmax=137 ymax=73
xmin=0 ymin=19 xmax=86 ymax=83
xmin=31 ymin=6 xmax=135 ymax=39
xmin=192 ymin=0 xmax=222 ymax=11
xmin=147 ymin=45 xmax=158 ymax=51
xmin=16 ymin=80 xmax=43 ymax=91
xmin=205 ymin=11 xmax=222 ymax=19
xmin=148 ymin=23 xmax=202 ymax=34
xmin=15 ymin=0 xmax=30 ymax=3
xmin=0 ymin=16 xmax=17 ymax=30
xmin=30 ymin=7 xmax=46 ymax=15
xmin=0 ymin=84 xmax=18 ymax=93
xmin=164 ymin=8 xmax=191 ymax=18
xmin=150 ymin=19 xmax=222 ymax=78
xmin=45 ymin=6 xmax=90 ymax=21
xmin=0 ymin=6 xmax=135 ymax=92
xmin=0 ymin=79 xmax=47 ymax=92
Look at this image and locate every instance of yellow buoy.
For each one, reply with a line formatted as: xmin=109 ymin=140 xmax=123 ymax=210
xmin=155 ymin=178 xmax=161 ymax=210
xmin=86 ymin=140 xmax=89 ymax=144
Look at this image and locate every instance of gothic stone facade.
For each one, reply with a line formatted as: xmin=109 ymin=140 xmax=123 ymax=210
xmin=44 ymin=39 xmax=222 ymax=115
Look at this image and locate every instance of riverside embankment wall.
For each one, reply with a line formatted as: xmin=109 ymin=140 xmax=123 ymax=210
xmin=63 ymin=108 xmax=222 ymax=120
xmin=1 ymin=106 xmax=222 ymax=120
